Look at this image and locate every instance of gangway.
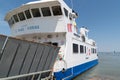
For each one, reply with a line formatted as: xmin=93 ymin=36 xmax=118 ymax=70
xmin=0 ymin=34 xmax=60 ymax=79
xmin=0 ymin=70 xmax=52 ymax=80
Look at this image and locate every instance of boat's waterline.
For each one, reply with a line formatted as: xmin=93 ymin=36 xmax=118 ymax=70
xmin=54 ymin=59 xmax=98 ymax=80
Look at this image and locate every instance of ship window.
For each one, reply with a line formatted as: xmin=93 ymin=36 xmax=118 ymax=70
xmin=81 ymin=35 xmax=85 ymax=42
xmin=80 ymin=45 xmax=84 ymax=53
xmin=13 ymin=14 xmax=19 ymax=22
xmin=41 ymin=7 xmax=51 ymax=17
xmin=91 ymin=48 xmax=96 ymax=54
xmin=64 ymin=8 xmax=68 ymax=17
xmin=73 ymin=43 xmax=78 ymax=53
xmin=52 ymin=6 xmax=62 ymax=16
xmin=18 ymin=12 xmax=26 ymax=21
xmin=94 ymin=49 xmax=96 ymax=53
xmin=31 ymin=8 xmax=41 ymax=17
xmin=44 ymin=42 xmax=52 ymax=45
xmin=85 ymin=46 xmax=86 ymax=53
xmin=52 ymin=43 xmax=58 ymax=46
xmin=8 ymin=17 xmax=15 ymax=26
xmin=93 ymin=48 xmax=95 ymax=53
xmin=25 ymin=10 xmax=32 ymax=19
xmin=93 ymin=48 xmax=96 ymax=54
xmin=91 ymin=48 xmax=93 ymax=53
xmin=69 ymin=13 xmax=72 ymax=20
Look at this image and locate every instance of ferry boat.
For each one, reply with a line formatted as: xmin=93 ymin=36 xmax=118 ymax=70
xmin=5 ymin=0 xmax=98 ymax=79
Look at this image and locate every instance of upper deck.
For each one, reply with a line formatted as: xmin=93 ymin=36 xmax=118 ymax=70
xmin=5 ymin=0 xmax=78 ymax=37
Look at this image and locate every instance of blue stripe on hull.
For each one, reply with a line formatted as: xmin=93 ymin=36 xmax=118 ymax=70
xmin=54 ymin=59 xmax=98 ymax=80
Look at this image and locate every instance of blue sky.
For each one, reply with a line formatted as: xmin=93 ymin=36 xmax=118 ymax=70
xmin=0 ymin=0 xmax=120 ymax=52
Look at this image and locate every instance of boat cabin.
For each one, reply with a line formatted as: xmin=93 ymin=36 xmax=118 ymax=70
xmin=5 ymin=0 xmax=78 ymax=37
xmin=4 ymin=0 xmax=97 ymax=64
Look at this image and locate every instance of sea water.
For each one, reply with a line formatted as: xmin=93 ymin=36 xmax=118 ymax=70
xmin=73 ymin=52 xmax=120 ymax=80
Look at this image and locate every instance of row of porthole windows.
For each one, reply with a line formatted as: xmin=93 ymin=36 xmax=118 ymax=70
xmin=8 ymin=6 xmax=63 ymax=26
xmin=73 ymin=43 xmax=97 ymax=54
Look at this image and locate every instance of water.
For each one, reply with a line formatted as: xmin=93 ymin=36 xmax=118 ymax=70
xmin=73 ymin=52 xmax=120 ymax=80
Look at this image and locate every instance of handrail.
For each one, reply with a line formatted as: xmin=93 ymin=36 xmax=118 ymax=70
xmin=0 ymin=70 xmax=52 ymax=80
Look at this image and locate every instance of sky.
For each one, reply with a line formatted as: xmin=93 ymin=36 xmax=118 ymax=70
xmin=0 ymin=0 xmax=120 ymax=52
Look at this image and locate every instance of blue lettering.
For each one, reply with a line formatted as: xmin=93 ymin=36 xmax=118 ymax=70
xmin=27 ymin=25 xmax=39 ymax=30
xmin=18 ymin=28 xmax=24 ymax=32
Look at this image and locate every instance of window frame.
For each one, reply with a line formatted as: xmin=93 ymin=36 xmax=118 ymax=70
xmin=64 ymin=8 xmax=68 ymax=17
xmin=13 ymin=14 xmax=19 ymax=22
xmin=52 ymin=6 xmax=62 ymax=16
xmin=91 ymin=48 xmax=93 ymax=53
xmin=80 ymin=45 xmax=84 ymax=53
xmin=25 ymin=9 xmax=32 ymax=19
xmin=73 ymin=43 xmax=79 ymax=53
xmin=18 ymin=12 xmax=26 ymax=21
xmin=69 ymin=13 xmax=73 ymax=20
xmin=84 ymin=46 xmax=86 ymax=53
xmin=31 ymin=8 xmax=41 ymax=17
xmin=94 ymin=49 xmax=96 ymax=53
xmin=41 ymin=7 xmax=51 ymax=17
xmin=8 ymin=17 xmax=15 ymax=26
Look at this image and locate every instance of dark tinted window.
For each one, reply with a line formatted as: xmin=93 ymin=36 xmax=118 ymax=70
xmin=81 ymin=35 xmax=85 ymax=42
xmin=91 ymin=48 xmax=93 ymax=53
xmin=41 ymin=7 xmax=51 ymax=16
xmin=94 ymin=49 xmax=96 ymax=53
xmin=64 ymin=8 xmax=68 ymax=17
xmin=80 ymin=45 xmax=84 ymax=53
xmin=13 ymin=14 xmax=19 ymax=22
xmin=25 ymin=10 xmax=32 ymax=19
xmin=31 ymin=8 xmax=41 ymax=17
xmin=69 ymin=13 xmax=72 ymax=20
xmin=85 ymin=46 xmax=86 ymax=53
xmin=52 ymin=6 xmax=62 ymax=16
xmin=52 ymin=43 xmax=58 ymax=46
xmin=18 ymin=12 xmax=26 ymax=21
xmin=73 ymin=43 xmax=78 ymax=53
xmin=93 ymin=48 xmax=95 ymax=53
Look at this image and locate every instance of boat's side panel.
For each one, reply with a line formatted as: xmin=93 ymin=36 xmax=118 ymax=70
xmin=11 ymin=16 xmax=66 ymax=36
xmin=64 ymin=33 xmax=98 ymax=69
xmin=54 ymin=59 xmax=98 ymax=80
xmin=54 ymin=33 xmax=98 ymax=79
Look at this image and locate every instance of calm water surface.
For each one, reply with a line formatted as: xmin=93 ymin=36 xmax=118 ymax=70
xmin=73 ymin=52 xmax=120 ymax=80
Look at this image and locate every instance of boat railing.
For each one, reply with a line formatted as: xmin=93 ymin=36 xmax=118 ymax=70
xmin=0 ymin=70 xmax=52 ymax=80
